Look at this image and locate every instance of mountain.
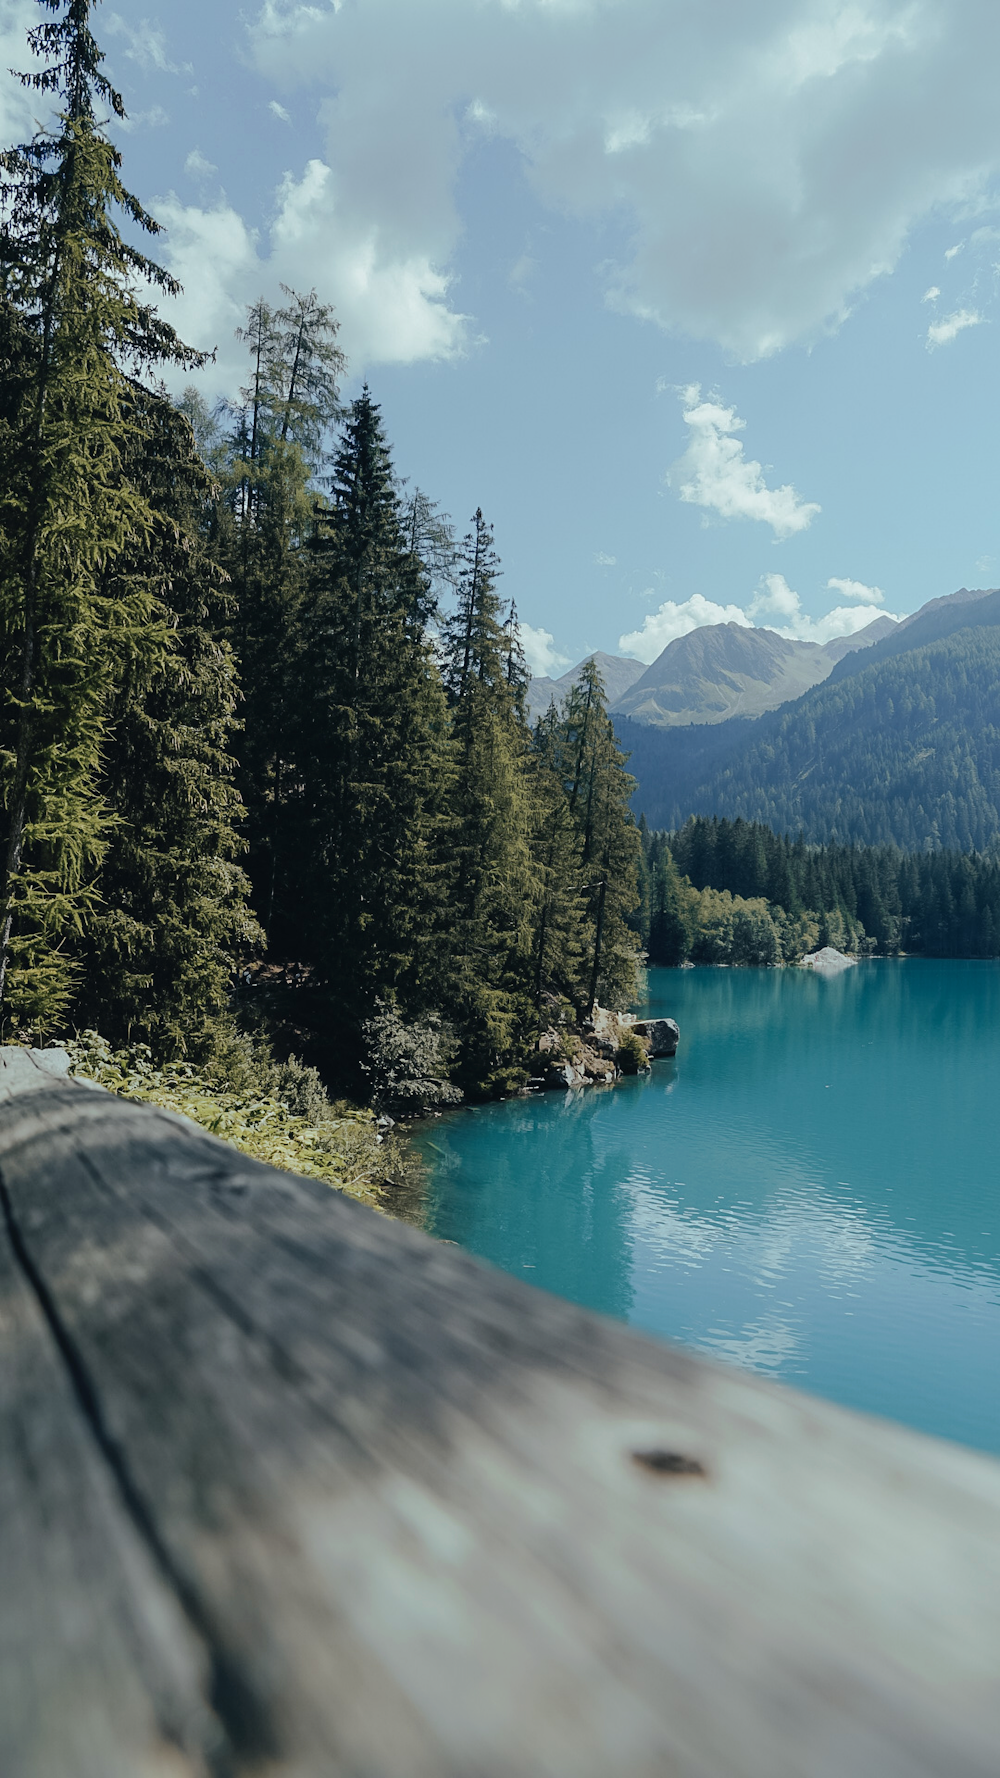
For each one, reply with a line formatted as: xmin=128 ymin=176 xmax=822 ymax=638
xmin=822 ymin=616 xmax=900 ymax=662
xmin=526 ymin=650 xmax=645 ymax=722
xmin=825 ymin=585 xmax=1000 ymax=684
xmin=620 ymin=595 xmax=1000 ymax=849
xmin=526 ymin=618 xmax=896 ymax=730
xmin=612 ymin=616 xmax=895 ymax=727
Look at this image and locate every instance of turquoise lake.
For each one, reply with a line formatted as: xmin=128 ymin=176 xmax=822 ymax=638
xmin=415 ymin=961 xmax=1000 ymax=1455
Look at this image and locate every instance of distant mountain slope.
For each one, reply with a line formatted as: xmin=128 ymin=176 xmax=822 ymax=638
xmin=526 ymin=650 xmax=645 ymax=722
xmin=612 ymin=617 xmax=894 ymax=727
xmin=527 ymin=617 xmax=895 ymax=730
xmin=825 ymin=586 xmax=1000 ymax=685
xmin=822 ymin=616 xmax=900 ymax=662
xmin=620 ymin=624 xmax=1000 ymax=849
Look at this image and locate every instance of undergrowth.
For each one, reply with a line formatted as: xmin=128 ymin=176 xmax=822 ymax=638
xmin=63 ymin=1030 xmax=416 ymax=1213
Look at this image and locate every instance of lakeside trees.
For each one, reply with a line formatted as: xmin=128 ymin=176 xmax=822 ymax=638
xmin=642 ymin=815 xmax=1000 ymax=964
xmin=0 ymin=0 xmax=240 ymax=1034
xmin=0 ymin=0 xmax=642 ymax=1095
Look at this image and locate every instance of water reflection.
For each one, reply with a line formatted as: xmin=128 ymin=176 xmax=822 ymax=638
xmin=418 ymin=961 xmax=1000 ymax=1453
xmin=428 ymin=1086 xmax=639 ymax=1323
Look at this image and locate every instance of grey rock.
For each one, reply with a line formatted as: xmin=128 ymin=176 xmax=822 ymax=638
xmin=543 ymin=1063 xmax=574 ymax=1090
xmin=632 ymin=1018 xmax=680 ymax=1058
xmin=800 ymin=947 xmax=856 ymax=973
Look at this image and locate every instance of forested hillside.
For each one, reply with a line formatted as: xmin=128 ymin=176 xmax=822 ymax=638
xmin=0 ymin=0 xmax=643 ymax=1103
xmin=639 ymin=816 xmax=1000 ymax=964
xmin=623 ymin=626 xmax=1000 ymax=850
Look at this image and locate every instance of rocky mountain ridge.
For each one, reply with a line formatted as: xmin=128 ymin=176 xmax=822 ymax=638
xmin=526 ymin=615 xmax=896 ymax=729
xmin=618 ymin=586 xmax=1000 ymax=850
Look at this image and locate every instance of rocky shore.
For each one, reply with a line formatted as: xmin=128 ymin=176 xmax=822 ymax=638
xmin=526 ymin=1004 xmax=679 ymax=1093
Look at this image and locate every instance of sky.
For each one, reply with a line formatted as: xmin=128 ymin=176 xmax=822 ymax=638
xmin=4 ymin=0 xmax=1000 ymax=671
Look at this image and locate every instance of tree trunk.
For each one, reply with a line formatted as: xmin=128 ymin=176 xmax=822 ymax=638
xmin=587 ymin=873 xmax=608 ymax=1018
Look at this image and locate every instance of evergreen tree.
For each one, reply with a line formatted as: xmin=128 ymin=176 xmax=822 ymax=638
xmin=74 ymin=396 xmax=258 ymax=1053
xmin=217 ymin=289 xmax=344 ymax=927
xmin=0 ymin=0 xmax=204 ymax=1029
xmin=440 ymin=509 xmax=534 ymax=1087
xmin=560 ymin=660 xmax=641 ymax=1012
xmin=402 ymin=488 xmax=460 ymax=602
xmin=292 ymin=390 xmax=451 ymax=1047
xmin=526 ymin=705 xmax=586 ymax=1015
xmin=631 ymin=812 xmax=652 ymax=949
xmin=648 ymin=841 xmax=690 ymax=965
xmin=269 ymin=285 xmax=344 ymax=456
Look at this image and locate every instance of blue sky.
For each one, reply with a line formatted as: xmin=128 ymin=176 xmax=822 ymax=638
xmin=5 ymin=0 xmax=1000 ymax=671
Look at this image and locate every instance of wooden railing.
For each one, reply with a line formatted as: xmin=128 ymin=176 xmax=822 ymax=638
xmin=2 ymin=1045 xmax=999 ymax=1776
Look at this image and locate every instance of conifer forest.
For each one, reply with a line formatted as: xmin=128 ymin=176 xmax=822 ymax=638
xmin=0 ymin=0 xmax=642 ymax=1104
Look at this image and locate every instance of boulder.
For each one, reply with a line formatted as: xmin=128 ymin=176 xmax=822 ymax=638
xmin=800 ymin=947 xmax=856 ymax=973
xmin=543 ymin=1061 xmax=589 ymax=1090
xmin=631 ymin=1018 xmax=680 ymax=1058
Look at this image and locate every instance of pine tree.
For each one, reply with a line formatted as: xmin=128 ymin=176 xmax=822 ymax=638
xmin=440 ymin=509 xmax=535 ymax=1088
xmin=560 ymin=660 xmax=642 ymax=1012
xmin=218 ymin=290 xmax=344 ymax=928
xmin=292 ymin=391 xmax=451 ymax=1051
xmin=648 ymin=844 xmax=691 ymax=966
xmin=526 ymin=705 xmax=586 ymax=1016
xmin=73 ymin=396 xmax=259 ymax=1053
xmin=269 ymin=285 xmax=344 ymax=456
xmin=0 ymin=0 xmax=204 ymax=1029
xmin=631 ymin=814 xmax=652 ymax=949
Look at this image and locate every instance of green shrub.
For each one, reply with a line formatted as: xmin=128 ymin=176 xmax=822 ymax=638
xmin=359 ymin=1001 xmax=462 ymax=1115
xmin=63 ymin=1030 xmax=396 ymax=1209
xmin=617 ymin=1029 xmax=650 ymax=1074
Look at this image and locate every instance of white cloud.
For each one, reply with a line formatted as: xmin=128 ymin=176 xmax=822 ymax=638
xmin=185 ymin=148 xmax=218 ymax=180
xmin=750 ymin=573 xmax=898 ymax=643
xmin=595 ymin=551 xmax=617 ymax=566
xmin=669 ymin=385 xmax=820 ymax=539
xmin=149 ymin=196 xmax=262 ymax=391
xmin=268 ymin=100 xmax=291 ymax=122
xmin=617 ymin=573 xmax=901 ymax=664
xmin=750 ymin=573 xmax=801 ymax=622
xmin=944 ymin=241 xmax=964 ymax=260
xmin=119 ymin=103 xmax=169 ymax=132
xmin=826 ymin=575 xmax=885 ymax=603
xmin=922 ymin=285 xmax=940 ymax=302
xmin=155 ymin=160 xmax=467 ymax=382
xmin=0 ymin=0 xmax=54 ymax=140
xmin=926 ymin=307 xmax=982 ymax=346
xmin=106 ymin=14 xmax=190 ymax=76
xmin=618 ymin=593 xmax=752 ymax=664
xmin=519 ymin=624 xmax=571 ymax=678
xmin=508 ymin=252 xmax=536 ymax=294
xmin=236 ymin=0 xmax=1000 ymax=363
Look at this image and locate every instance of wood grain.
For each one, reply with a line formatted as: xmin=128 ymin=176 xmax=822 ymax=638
xmin=2 ymin=1053 xmax=999 ymax=1776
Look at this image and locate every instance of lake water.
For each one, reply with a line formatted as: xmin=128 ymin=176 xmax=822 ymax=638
xmin=415 ymin=961 xmax=1000 ymax=1455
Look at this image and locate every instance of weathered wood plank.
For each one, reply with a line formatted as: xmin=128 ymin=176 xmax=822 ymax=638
xmin=2 ymin=1068 xmax=1000 ymax=1776
xmin=0 ymin=1100 xmax=224 ymax=1774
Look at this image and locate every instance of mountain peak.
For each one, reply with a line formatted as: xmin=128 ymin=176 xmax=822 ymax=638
xmin=612 ymin=618 xmax=890 ymax=727
xmin=525 ymin=650 xmax=645 ymax=721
